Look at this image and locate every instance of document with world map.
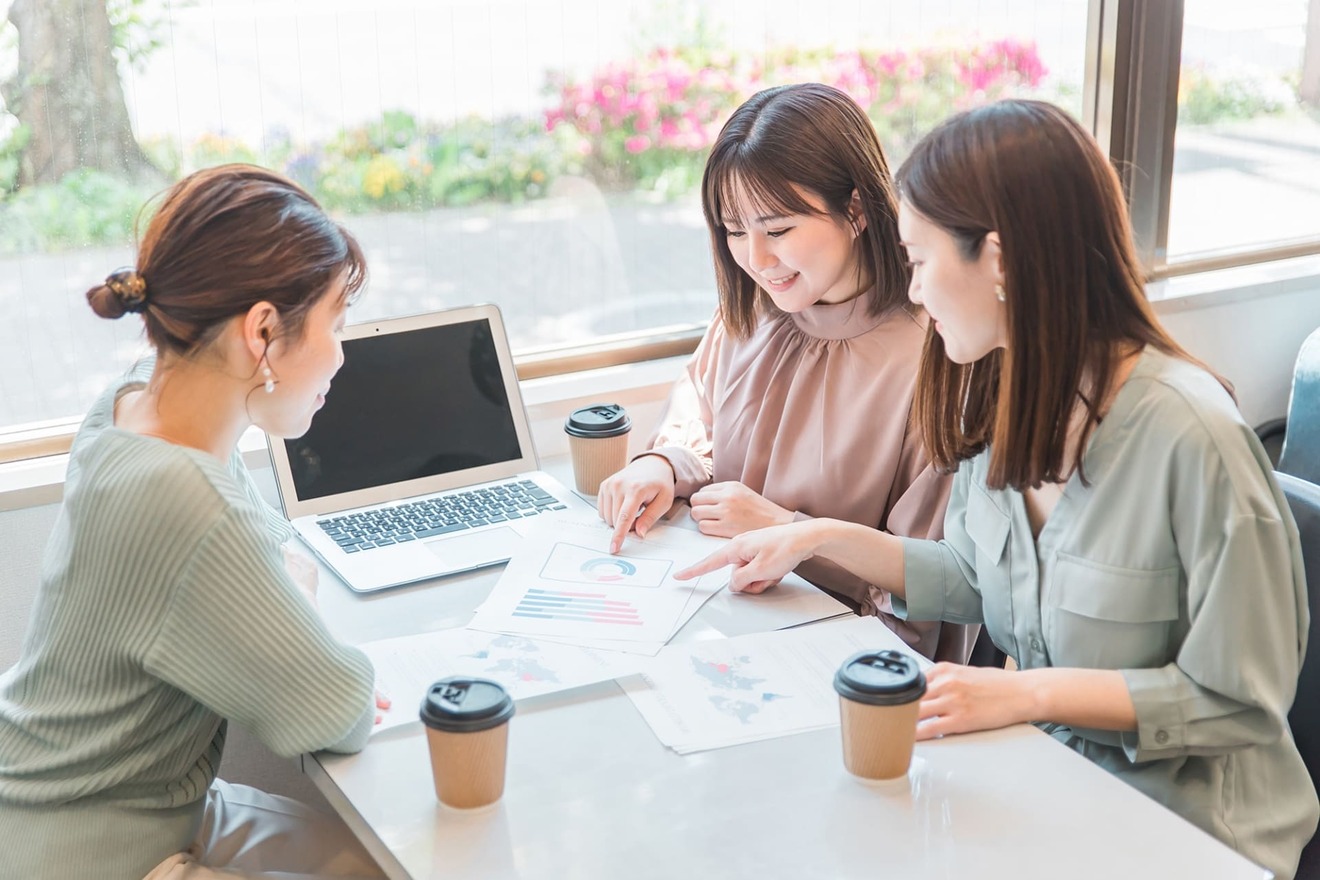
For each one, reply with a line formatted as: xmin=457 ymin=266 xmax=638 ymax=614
xmin=362 ymin=628 xmax=639 ymax=735
xmin=620 ymin=616 xmax=930 ymax=754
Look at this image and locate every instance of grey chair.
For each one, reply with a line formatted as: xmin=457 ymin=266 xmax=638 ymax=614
xmin=1278 ymin=329 xmax=1320 ymax=484
xmin=1275 ymin=471 xmax=1320 ymax=879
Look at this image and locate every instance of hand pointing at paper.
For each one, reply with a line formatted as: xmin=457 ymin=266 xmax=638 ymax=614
xmin=598 ymin=454 xmax=678 ymax=554
xmin=675 ymin=521 xmax=820 ymax=594
xmin=676 ymin=518 xmax=909 ymax=598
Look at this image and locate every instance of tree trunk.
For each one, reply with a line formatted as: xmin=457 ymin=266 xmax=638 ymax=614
xmin=1303 ymin=0 xmax=1320 ymax=106
xmin=1 ymin=0 xmax=156 ymax=186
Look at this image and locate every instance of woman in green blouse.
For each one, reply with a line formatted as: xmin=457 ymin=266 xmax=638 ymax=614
xmin=678 ymin=99 xmax=1318 ymax=879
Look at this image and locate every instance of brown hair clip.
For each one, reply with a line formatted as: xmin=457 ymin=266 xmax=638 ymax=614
xmin=105 ymin=268 xmax=148 ymax=313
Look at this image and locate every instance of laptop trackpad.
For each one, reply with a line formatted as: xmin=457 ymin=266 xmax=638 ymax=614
xmin=424 ymin=526 xmax=520 ymax=570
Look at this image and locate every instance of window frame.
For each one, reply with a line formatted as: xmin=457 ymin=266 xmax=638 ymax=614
xmin=1094 ymin=0 xmax=1320 ymax=279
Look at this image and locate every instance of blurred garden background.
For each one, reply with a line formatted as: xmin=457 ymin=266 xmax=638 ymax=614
xmin=0 ymin=0 xmax=1316 ymax=428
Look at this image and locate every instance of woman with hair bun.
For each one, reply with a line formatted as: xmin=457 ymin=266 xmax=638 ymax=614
xmin=0 ymin=164 xmax=387 ymax=879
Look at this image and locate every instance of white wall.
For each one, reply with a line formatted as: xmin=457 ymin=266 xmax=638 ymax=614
xmin=1152 ymin=261 xmax=1320 ymax=429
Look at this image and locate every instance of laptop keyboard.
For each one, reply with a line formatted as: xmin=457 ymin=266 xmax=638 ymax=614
xmin=316 ymin=479 xmax=569 ymax=554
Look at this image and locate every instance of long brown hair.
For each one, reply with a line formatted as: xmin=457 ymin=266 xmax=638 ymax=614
xmin=87 ymin=164 xmax=367 ymax=355
xmin=700 ymin=83 xmax=911 ymax=338
xmin=896 ymin=100 xmax=1213 ymax=490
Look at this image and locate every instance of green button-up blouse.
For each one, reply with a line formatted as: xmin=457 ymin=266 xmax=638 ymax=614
xmin=896 ymin=347 xmax=1319 ymax=879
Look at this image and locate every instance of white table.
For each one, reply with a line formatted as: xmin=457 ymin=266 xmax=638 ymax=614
xmin=301 ymin=462 xmax=1270 ymax=880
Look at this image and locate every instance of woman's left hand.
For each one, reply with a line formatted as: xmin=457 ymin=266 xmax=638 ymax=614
xmin=915 ymin=662 xmax=1034 ymax=741
xmin=689 ymin=481 xmax=795 ymax=537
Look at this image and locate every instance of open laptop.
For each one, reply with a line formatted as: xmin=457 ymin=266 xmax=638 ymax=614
xmin=267 ymin=303 xmax=593 ymax=593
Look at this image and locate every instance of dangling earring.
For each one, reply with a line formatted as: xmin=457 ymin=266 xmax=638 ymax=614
xmin=263 ymin=364 xmax=276 ymax=394
xmin=994 ymin=283 xmax=1006 ymax=303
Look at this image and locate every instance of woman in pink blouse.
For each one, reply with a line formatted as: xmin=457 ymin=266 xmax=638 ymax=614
xmin=598 ymin=83 xmax=968 ymax=662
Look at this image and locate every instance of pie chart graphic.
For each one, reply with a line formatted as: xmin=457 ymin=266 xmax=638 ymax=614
xmin=580 ymin=557 xmax=637 ymax=582
xmin=539 ymin=543 xmax=672 ymax=587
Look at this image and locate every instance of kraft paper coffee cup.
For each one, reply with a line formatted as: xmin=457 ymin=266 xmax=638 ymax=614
xmin=564 ymin=403 xmax=631 ymax=495
xmin=420 ymin=677 xmax=515 ymax=809
xmin=833 ymin=649 xmax=926 ymax=781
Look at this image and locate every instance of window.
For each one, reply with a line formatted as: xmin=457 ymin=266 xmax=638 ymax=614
xmin=1167 ymin=0 xmax=1320 ymax=264
xmin=0 ymin=0 xmax=1092 ymax=444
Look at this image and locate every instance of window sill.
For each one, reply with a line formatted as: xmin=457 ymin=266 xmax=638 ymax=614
xmin=1147 ymin=252 xmax=1320 ymax=313
xmin=0 ymin=355 xmax=689 ymax=513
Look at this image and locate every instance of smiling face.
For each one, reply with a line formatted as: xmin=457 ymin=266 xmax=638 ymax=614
xmin=898 ymin=199 xmax=1007 ymax=364
xmin=252 ymin=280 xmax=349 ymax=438
xmin=721 ymin=178 xmax=867 ymax=311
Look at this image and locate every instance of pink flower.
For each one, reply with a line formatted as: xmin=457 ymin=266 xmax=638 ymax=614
xmin=625 ymin=135 xmax=651 ymax=154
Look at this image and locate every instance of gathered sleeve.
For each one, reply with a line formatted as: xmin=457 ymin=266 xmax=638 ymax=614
xmin=884 ymin=411 xmax=954 ymax=542
xmin=1119 ymin=427 xmax=1307 ymax=764
xmin=641 ymin=316 xmax=727 ymax=498
xmin=143 ymin=505 xmax=376 ymax=758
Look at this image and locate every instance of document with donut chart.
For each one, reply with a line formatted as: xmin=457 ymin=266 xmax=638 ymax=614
xmin=467 ymin=513 xmax=731 ymax=650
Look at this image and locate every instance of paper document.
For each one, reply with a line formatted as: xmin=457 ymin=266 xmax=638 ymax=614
xmin=621 ymin=615 xmax=929 ymax=754
xmin=468 ymin=513 xmax=731 ymax=652
xmin=363 ymin=628 xmax=638 ymax=735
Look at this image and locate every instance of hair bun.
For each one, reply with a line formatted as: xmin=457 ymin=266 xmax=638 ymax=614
xmin=87 ymin=268 xmax=148 ymax=319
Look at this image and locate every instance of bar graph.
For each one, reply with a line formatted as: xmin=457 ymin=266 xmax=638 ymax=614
xmin=512 ymin=588 xmax=644 ymax=626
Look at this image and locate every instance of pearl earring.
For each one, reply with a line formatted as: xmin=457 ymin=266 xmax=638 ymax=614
xmin=994 ymin=283 xmax=1006 ymax=303
xmin=263 ymin=365 xmax=275 ymax=394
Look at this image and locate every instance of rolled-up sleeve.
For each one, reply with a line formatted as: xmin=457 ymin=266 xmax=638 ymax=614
xmin=1121 ymin=510 xmax=1306 ymax=763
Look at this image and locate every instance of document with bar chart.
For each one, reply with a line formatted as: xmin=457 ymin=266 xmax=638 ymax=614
xmin=467 ymin=514 xmax=731 ymax=649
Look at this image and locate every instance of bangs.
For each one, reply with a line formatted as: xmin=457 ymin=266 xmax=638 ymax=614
xmin=708 ymin=160 xmax=828 ymax=229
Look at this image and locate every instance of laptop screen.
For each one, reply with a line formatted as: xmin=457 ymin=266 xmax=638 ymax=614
xmin=282 ymin=317 xmax=524 ymax=501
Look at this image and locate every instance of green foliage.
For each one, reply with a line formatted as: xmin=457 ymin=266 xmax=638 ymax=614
xmin=1178 ymin=65 xmax=1295 ymax=125
xmin=309 ymin=114 xmax=573 ymax=213
xmin=107 ymin=0 xmax=187 ymax=73
xmin=0 ymin=36 xmax=1069 ymax=254
xmin=0 ymin=124 xmax=30 ymax=197
xmin=0 ymin=169 xmax=154 ymax=255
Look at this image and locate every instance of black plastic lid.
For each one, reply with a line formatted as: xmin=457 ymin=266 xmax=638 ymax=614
xmin=419 ymin=677 xmax=515 ymax=733
xmin=833 ymin=650 xmax=927 ymax=706
xmin=564 ymin=403 xmax=631 ymax=438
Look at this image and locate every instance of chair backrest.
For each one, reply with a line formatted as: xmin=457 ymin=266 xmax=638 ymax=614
xmin=1274 ymin=471 xmax=1320 ymax=879
xmin=1278 ymin=329 xmax=1320 ymax=483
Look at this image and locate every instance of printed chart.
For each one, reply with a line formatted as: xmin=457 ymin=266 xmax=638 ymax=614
xmin=469 ymin=515 xmax=730 ymax=648
xmin=540 ymin=542 xmax=671 ymax=587
xmin=513 ymin=588 xmax=643 ymax=626
xmin=620 ymin=616 xmax=930 ymax=753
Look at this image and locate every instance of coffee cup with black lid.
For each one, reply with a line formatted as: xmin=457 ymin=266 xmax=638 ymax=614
xmin=564 ymin=403 xmax=632 ymax=495
xmin=833 ymin=649 xmax=927 ymax=781
xmin=419 ymin=676 xmax=515 ymax=808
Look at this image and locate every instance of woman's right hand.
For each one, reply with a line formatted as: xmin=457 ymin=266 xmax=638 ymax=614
xmin=598 ymin=455 xmax=678 ymax=554
xmin=675 ymin=520 xmax=826 ymax=593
